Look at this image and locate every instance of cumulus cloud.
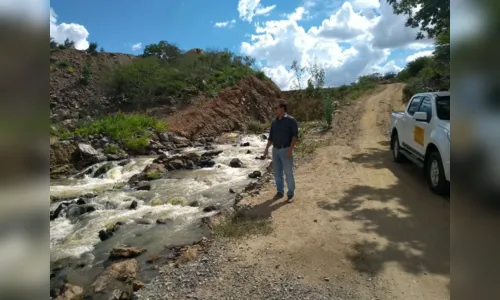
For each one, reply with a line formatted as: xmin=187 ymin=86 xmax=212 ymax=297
xmin=214 ymin=19 xmax=236 ymax=28
xmin=131 ymin=43 xmax=143 ymax=52
xmin=240 ymin=1 xmax=431 ymax=90
xmin=238 ymin=0 xmax=277 ymax=22
xmin=405 ymin=50 xmax=433 ymax=63
xmin=50 ymin=8 xmax=90 ymax=50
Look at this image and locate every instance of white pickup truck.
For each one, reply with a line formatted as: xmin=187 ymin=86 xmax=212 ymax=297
xmin=389 ymin=91 xmax=450 ymax=195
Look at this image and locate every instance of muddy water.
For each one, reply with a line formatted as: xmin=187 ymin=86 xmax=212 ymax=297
xmin=49 ymin=133 xmax=269 ymax=295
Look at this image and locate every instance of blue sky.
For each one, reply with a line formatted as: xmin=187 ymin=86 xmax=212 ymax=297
xmin=50 ymin=0 xmax=299 ymax=54
xmin=50 ymin=0 xmax=435 ymax=89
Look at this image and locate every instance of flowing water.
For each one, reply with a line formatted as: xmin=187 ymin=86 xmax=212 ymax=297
xmin=49 ymin=133 xmax=269 ymax=295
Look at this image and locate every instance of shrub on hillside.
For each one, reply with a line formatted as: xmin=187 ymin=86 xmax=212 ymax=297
xmin=323 ymin=97 xmax=334 ymax=128
xmin=87 ymin=42 xmax=98 ymax=55
xmin=63 ymin=38 xmax=75 ymax=49
xmin=80 ymin=64 xmax=92 ymax=85
xmin=105 ymin=45 xmax=261 ymax=107
xmin=255 ymin=70 xmax=268 ymax=81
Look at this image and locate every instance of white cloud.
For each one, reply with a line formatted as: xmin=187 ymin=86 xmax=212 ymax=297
xmin=214 ymin=19 xmax=236 ymax=28
xmin=131 ymin=43 xmax=143 ymax=52
xmin=370 ymin=1 xmax=432 ymax=49
xmin=405 ymin=50 xmax=433 ymax=63
xmin=238 ymin=0 xmax=277 ymax=22
xmin=50 ymin=8 xmax=90 ymax=50
xmin=309 ymin=3 xmax=374 ymax=40
xmin=241 ymin=1 xmax=434 ymax=90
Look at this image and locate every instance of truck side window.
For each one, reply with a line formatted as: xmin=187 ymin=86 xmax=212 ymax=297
xmin=418 ymin=96 xmax=432 ymax=122
xmin=407 ymin=96 xmax=422 ymax=115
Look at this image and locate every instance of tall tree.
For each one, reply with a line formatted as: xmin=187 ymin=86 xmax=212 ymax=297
xmin=386 ymin=0 xmax=450 ymax=39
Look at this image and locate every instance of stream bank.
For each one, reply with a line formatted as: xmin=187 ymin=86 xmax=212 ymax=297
xmin=50 ymin=132 xmax=271 ymax=300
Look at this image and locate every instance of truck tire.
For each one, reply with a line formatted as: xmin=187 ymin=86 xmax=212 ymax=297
xmin=391 ymin=133 xmax=405 ymax=163
xmin=426 ymin=151 xmax=450 ymax=196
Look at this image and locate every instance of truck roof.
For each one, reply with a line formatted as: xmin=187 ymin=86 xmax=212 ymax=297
xmin=414 ymin=91 xmax=450 ymax=97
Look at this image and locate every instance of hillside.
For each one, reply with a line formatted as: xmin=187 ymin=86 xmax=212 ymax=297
xmin=49 ymin=44 xmax=283 ymax=177
xmin=50 ymin=49 xmax=136 ymax=128
xmin=49 ymin=44 xmax=280 ymax=130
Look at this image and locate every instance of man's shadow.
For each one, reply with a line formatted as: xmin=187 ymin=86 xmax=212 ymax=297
xmin=243 ymin=196 xmax=289 ymax=220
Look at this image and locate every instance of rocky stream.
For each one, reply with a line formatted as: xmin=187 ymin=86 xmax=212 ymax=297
xmin=50 ymin=132 xmax=270 ymax=300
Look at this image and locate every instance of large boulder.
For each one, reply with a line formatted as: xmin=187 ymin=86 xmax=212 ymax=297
xmin=54 ymin=283 xmax=84 ymax=300
xmin=66 ymin=204 xmax=96 ymax=221
xmin=50 ymin=142 xmax=78 ymax=178
xmin=74 ymin=143 xmax=106 ymax=169
xmin=92 ymin=259 xmax=139 ymax=293
xmin=153 ymin=152 xmax=214 ymax=171
xmin=128 ymin=163 xmax=167 ymax=185
xmin=230 ymin=158 xmax=243 ymax=168
xmin=109 ymin=247 xmax=147 ymax=260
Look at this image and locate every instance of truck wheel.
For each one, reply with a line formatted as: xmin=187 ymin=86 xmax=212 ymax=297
xmin=426 ymin=151 xmax=450 ymax=196
xmin=391 ymin=133 xmax=405 ymax=163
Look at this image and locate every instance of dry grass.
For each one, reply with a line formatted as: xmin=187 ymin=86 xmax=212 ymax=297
xmin=213 ymin=210 xmax=273 ymax=239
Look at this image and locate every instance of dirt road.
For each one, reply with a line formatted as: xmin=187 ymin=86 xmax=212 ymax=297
xmin=138 ymin=84 xmax=450 ymax=300
xmin=220 ymin=84 xmax=449 ymax=299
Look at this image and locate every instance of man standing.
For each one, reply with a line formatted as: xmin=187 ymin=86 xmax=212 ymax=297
xmin=263 ymin=100 xmax=299 ymax=203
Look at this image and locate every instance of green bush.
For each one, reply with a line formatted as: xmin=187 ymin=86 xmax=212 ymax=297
xmin=247 ymin=120 xmax=269 ymax=133
xmin=81 ymin=64 xmax=92 ymax=85
xmin=104 ymin=144 xmax=121 ymax=154
xmin=63 ymin=113 xmax=167 ymax=151
xmin=255 ymin=70 xmax=268 ymax=81
xmin=322 ymin=97 xmax=334 ymax=128
xmin=87 ymin=42 xmax=98 ymax=54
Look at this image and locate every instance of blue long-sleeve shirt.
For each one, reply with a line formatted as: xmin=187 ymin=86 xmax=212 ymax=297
xmin=268 ymin=114 xmax=299 ymax=147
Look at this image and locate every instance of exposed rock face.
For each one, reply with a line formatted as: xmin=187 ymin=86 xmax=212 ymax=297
xmin=167 ymin=75 xmax=282 ymax=138
xmin=50 ymin=49 xmax=136 ymax=124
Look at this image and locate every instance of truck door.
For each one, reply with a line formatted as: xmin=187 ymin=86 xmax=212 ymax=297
xmin=402 ymin=96 xmax=423 ymax=148
xmin=410 ymin=96 xmax=433 ymax=156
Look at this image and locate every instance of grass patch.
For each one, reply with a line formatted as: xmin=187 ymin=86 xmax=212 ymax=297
xmin=247 ymin=120 xmax=269 ymax=133
xmin=104 ymin=144 xmax=121 ymax=154
xmin=62 ymin=113 xmax=167 ymax=151
xmin=295 ymin=121 xmax=331 ymax=159
xmin=213 ymin=210 xmax=273 ymax=239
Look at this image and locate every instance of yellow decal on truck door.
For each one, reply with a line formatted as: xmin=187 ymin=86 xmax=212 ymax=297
xmin=414 ymin=126 xmax=424 ymax=146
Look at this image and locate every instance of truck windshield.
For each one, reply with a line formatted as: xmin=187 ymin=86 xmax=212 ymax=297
xmin=435 ymin=96 xmax=450 ymax=120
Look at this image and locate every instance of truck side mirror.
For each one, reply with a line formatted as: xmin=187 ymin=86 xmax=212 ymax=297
xmin=413 ymin=112 xmax=428 ymax=122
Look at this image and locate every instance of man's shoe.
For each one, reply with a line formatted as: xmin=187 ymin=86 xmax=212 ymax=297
xmin=286 ymin=195 xmax=294 ymax=203
xmin=273 ymin=192 xmax=284 ymax=200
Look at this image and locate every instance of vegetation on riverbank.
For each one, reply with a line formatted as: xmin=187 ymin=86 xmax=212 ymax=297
xmin=60 ymin=113 xmax=168 ymax=151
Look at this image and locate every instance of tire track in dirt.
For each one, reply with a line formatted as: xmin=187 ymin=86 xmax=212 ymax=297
xmin=207 ymin=84 xmax=450 ymax=299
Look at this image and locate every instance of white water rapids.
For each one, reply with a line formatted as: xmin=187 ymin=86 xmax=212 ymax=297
xmin=50 ymin=133 xmax=269 ymax=263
